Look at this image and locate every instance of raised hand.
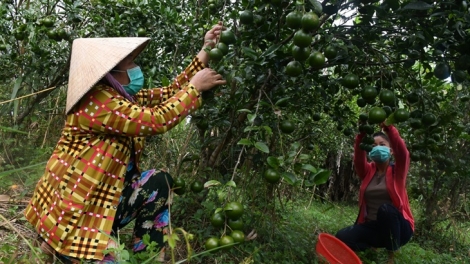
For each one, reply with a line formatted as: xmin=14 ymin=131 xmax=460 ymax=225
xmin=190 ymin=68 xmax=226 ymax=92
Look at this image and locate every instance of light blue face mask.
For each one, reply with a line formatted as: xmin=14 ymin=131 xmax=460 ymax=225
xmin=368 ymin=146 xmax=391 ymax=163
xmin=122 ymin=66 xmax=144 ymax=95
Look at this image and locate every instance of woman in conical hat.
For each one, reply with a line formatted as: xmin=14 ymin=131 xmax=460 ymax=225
xmin=25 ymin=23 xmax=226 ymax=263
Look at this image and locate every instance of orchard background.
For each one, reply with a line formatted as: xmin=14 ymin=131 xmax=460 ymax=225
xmin=0 ymin=0 xmax=470 ymax=263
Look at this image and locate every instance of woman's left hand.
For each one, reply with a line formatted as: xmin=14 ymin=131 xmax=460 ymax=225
xmin=203 ymin=21 xmax=225 ymax=49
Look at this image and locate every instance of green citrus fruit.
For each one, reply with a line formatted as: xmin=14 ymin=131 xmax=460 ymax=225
xmin=292 ymin=45 xmax=310 ymax=61
xmin=210 ymin=211 xmax=225 ymax=228
xmin=190 ymin=181 xmax=204 ymax=193
xmin=57 ymin=28 xmax=68 ymax=40
xmin=368 ymin=107 xmax=387 ymax=124
xmin=342 ymin=73 xmax=359 ymax=88
xmin=224 ymin=201 xmax=244 ymax=220
xmin=0 ymin=44 xmax=6 ymax=51
xmin=409 ymin=118 xmax=422 ymax=129
xmin=421 ymin=113 xmax=436 ymax=126
xmin=361 ymin=86 xmax=377 ymax=101
xmin=216 ymin=42 xmax=229 ymax=55
xmin=362 ymin=124 xmax=374 ymax=135
xmin=359 ymin=113 xmax=368 ymax=122
xmin=312 ymin=113 xmax=321 ymax=121
xmin=379 ymin=89 xmax=395 ymax=106
xmin=356 ymin=97 xmax=367 ymax=108
xmin=362 ymin=135 xmax=375 ymax=145
xmin=173 ymin=178 xmax=186 ymax=195
xmin=285 ymin=61 xmax=302 ymax=77
xmin=293 ymin=30 xmax=312 ymax=48
xmin=343 ymin=128 xmax=353 ymax=136
xmin=209 ymin=48 xmax=224 ymax=61
xmin=452 ymin=70 xmax=467 ymax=83
xmin=230 ymin=230 xmax=245 ymax=243
xmin=279 ymin=120 xmax=296 ymax=134
xmin=205 ymin=237 xmax=219 ymax=251
xmin=263 ymin=168 xmax=281 ymax=184
xmin=434 ymin=63 xmax=450 ymax=80
xmin=41 ymin=18 xmax=54 ymax=27
xmin=239 ymin=10 xmax=254 ymax=25
xmin=219 ymin=235 xmax=235 ymax=250
xmin=46 ymin=29 xmax=57 ymax=40
xmin=324 ymin=46 xmax=338 ymax=59
xmin=380 ymin=106 xmax=391 ymax=117
xmin=14 ymin=30 xmax=26 ymax=40
xmin=406 ymin=92 xmax=419 ymax=104
xmin=308 ymin=51 xmax=325 ymax=69
xmin=286 ymin=11 xmax=302 ymax=29
xmin=394 ymin=109 xmax=410 ymax=123
xmin=359 ymin=143 xmax=373 ymax=152
xmin=228 ymin=218 xmax=244 ymax=230
xmin=301 ymin=12 xmax=319 ymax=31
xmin=137 ymin=28 xmax=147 ymax=37
xmin=220 ymin=30 xmax=236 ymax=45
xmin=306 ymin=143 xmax=315 ymax=150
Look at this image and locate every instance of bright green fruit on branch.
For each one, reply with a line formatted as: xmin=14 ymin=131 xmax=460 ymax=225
xmin=210 ymin=211 xmax=225 ymax=228
xmin=324 ymin=45 xmax=338 ymax=59
xmin=292 ymin=45 xmax=310 ymax=61
xmin=173 ymin=178 xmax=186 ymax=195
xmin=263 ymin=168 xmax=281 ymax=184
xmin=379 ymin=89 xmax=395 ymax=106
xmin=286 ymin=11 xmax=302 ymax=29
xmin=361 ymin=86 xmax=377 ymax=101
xmin=434 ymin=63 xmax=450 ymax=80
xmin=308 ymin=51 xmax=325 ymax=69
xmin=137 ymin=28 xmax=147 ymax=37
xmin=301 ymin=12 xmax=319 ymax=31
xmin=394 ymin=109 xmax=410 ymax=123
xmin=231 ymin=230 xmax=245 ymax=243
xmin=219 ymin=30 xmax=236 ymax=45
xmin=205 ymin=237 xmax=219 ymax=251
xmin=239 ymin=10 xmax=254 ymax=25
xmin=219 ymin=235 xmax=235 ymax=250
xmin=279 ymin=120 xmax=296 ymax=134
xmin=228 ymin=218 xmax=244 ymax=230
xmin=342 ymin=73 xmax=359 ymax=88
xmin=0 ymin=44 xmax=6 ymax=51
xmin=190 ymin=180 xmax=204 ymax=193
xmin=421 ymin=113 xmax=437 ymax=126
xmin=406 ymin=92 xmax=419 ymax=104
xmin=216 ymin=42 xmax=229 ymax=55
xmin=224 ymin=201 xmax=244 ymax=220
xmin=368 ymin=107 xmax=387 ymax=124
xmin=285 ymin=61 xmax=302 ymax=77
xmin=209 ymin=48 xmax=224 ymax=61
xmin=293 ymin=30 xmax=312 ymax=47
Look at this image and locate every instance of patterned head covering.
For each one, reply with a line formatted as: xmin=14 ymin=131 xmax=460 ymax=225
xmin=66 ymin=37 xmax=150 ymax=113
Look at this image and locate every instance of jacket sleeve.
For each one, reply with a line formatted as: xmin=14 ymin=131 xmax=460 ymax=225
xmin=75 ymin=84 xmax=201 ymax=137
xmin=354 ymin=133 xmax=372 ymax=180
xmin=134 ymin=57 xmax=205 ymax=107
xmin=383 ymin=124 xmax=410 ymax=181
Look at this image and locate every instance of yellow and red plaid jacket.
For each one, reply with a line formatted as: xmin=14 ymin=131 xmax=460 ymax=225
xmin=25 ymin=57 xmax=204 ymax=260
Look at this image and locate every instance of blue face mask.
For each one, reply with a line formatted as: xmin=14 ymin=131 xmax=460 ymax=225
xmin=368 ymin=146 xmax=391 ymax=163
xmin=122 ymin=66 xmax=144 ymax=95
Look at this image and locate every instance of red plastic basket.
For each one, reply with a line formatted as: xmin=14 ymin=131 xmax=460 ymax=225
xmin=316 ymin=233 xmax=362 ymax=264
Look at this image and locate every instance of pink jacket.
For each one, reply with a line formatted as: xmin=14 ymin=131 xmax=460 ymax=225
xmin=354 ymin=125 xmax=415 ymax=231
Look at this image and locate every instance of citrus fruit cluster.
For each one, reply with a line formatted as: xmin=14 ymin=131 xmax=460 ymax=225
xmin=205 ymin=201 xmax=246 ymax=252
xmin=208 ymin=29 xmax=236 ymax=62
xmin=172 ymin=178 xmax=204 ymax=195
xmin=284 ymin=10 xmax=329 ymax=77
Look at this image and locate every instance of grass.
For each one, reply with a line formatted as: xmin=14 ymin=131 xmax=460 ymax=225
xmin=1 ymin=169 xmax=469 ymax=263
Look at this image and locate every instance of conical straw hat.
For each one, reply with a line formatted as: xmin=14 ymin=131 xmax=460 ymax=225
xmin=66 ymin=37 xmax=150 ymax=113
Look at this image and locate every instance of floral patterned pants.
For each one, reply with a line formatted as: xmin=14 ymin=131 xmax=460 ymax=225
xmin=112 ymin=166 xmax=174 ymax=255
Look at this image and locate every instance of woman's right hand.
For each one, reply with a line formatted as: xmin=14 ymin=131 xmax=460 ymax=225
xmin=190 ymin=68 xmax=227 ymax=92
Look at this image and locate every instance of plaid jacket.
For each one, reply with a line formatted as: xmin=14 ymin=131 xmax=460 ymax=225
xmin=24 ymin=57 xmax=204 ymax=260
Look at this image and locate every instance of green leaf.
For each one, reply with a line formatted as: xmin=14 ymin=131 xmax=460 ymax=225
xmin=0 ymin=126 xmax=29 ymax=135
xmin=242 ymin=46 xmax=258 ymax=60
xmin=247 ymin=113 xmax=256 ymax=124
xmin=244 ymin=126 xmax=260 ymax=132
xmin=225 ymin=180 xmax=236 ymax=188
xmin=281 ymin=172 xmax=297 ymax=185
xmin=384 ymin=112 xmax=396 ymax=126
xmin=260 ymin=43 xmax=281 ymax=57
xmin=214 ymin=207 xmax=223 ymax=214
xmin=0 ymin=162 xmax=47 ymax=178
xmin=313 ymin=169 xmax=331 ymax=185
xmin=254 ymin=141 xmax=269 ymax=153
xmin=267 ymin=156 xmax=280 ymax=169
xmin=237 ymin=138 xmax=253 ymax=145
xmin=274 ymin=97 xmax=290 ymax=106
xmin=204 ymin=180 xmax=221 ymax=188
xmin=161 ymin=76 xmax=170 ymax=86
xmin=237 ymin=109 xmax=252 ymax=113
xmin=301 ymin=164 xmax=317 ymax=173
